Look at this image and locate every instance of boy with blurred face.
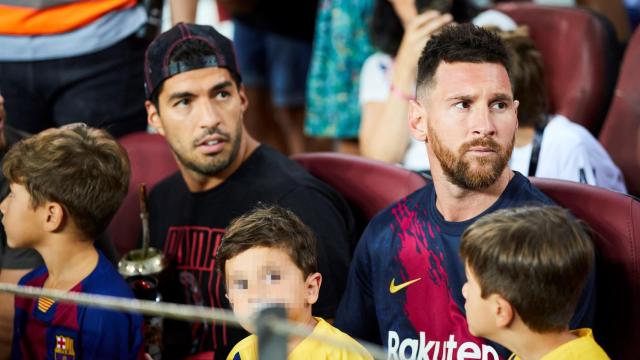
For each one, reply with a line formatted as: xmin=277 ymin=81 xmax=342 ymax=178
xmin=217 ymin=205 xmax=371 ymax=359
xmin=336 ymin=24 xmax=594 ymax=359
xmin=143 ymin=23 xmax=354 ymax=358
xmin=460 ymin=206 xmax=609 ymax=359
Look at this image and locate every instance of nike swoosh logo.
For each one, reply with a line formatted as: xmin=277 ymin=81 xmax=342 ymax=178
xmin=389 ymin=277 xmax=422 ymax=294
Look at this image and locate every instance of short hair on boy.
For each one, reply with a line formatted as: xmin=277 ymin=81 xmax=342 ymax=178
xmin=216 ymin=204 xmax=317 ymax=281
xmin=460 ymin=205 xmax=594 ymax=332
xmin=499 ymin=29 xmax=549 ymax=128
xmin=2 ymin=123 xmax=130 ymax=239
xmin=416 ymin=23 xmax=511 ymax=97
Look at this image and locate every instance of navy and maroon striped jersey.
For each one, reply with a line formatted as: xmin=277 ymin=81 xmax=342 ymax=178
xmin=11 ymin=251 xmax=144 ymax=360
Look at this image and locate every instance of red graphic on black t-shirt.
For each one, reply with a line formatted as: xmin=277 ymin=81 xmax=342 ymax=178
xmin=164 ymin=226 xmax=228 ymax=351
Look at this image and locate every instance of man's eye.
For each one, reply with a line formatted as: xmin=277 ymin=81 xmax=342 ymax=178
xmin=266 ymin=272 xmax=281 ymax=284
xmin=454 ymin=101 xmax=469 ymax=109
xmin=174 ymin=98 xmax=191 ymax=107
xmin=214 ymin=91 xmax=231 ymax=100
xmin=492 ymin=102 xmax=507 ymax=110
xmin=232 ymin=280 xmax=248 ymax=290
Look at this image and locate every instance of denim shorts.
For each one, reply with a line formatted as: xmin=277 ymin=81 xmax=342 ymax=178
xmin=233 ymin=21 xmax=311 ymax=107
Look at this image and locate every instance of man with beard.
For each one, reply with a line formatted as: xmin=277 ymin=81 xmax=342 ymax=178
xmin=335 ymin=24 xmax=594 ymax=359
xmin=143 ymin=24 xmax=355 ymax=359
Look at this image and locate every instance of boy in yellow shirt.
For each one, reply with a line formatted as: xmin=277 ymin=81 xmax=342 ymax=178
xmin=216 ymin=205 xmax=372 ymax=360
xmin=460 ymin=206 xmax=609 ymax=360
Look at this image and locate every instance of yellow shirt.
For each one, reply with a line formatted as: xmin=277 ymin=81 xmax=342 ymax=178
xmin=226 ymin=317 xmax=373 ymax=360
xmin=510 ymin=328 xmax=610 ymax=360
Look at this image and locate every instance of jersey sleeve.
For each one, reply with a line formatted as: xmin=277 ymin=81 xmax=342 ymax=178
xmin=334 ymin=223 xmax=380 ymax=344
xmin=279 ymin=186 xmax=354 ymax=319
xmin=80 ymin=307 xmax=144 ymax=360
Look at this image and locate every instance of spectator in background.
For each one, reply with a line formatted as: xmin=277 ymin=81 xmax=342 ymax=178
xmin=0 ymin=0 xmax=149 ymax=138
xmin=304 ymin=0 xmax=376 ymax=155
xmin=500 ymin=27 xmax=627 ymax=192
xmin=171 ymin=0 xmax=317 ymax=155
xmin=358 ymin=0 xmax=460 ymax=170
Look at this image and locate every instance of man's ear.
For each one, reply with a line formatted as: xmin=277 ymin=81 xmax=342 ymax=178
xmin=408 ymin=99 xmax=428 ymax=142
xmin=43 ymin=202 xmax=65 ymax=233
xmin=238 ymin=85 xmax=249 ymax=113
xmin=513 ymin=99 xmax=520 ymax=130
xmin=493 ymin=294 xmax=515 ymax=328
xmin=304 ymin=272 xmax=322 ymax=306
xmin=145 ymin=100 xmax=165 ymax=136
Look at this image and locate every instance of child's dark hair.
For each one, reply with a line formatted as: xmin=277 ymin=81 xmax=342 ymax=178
xmin=3 ymin=123 xmax=130 ymax=239
xmin=460 ymin=205 xmax=594 ymax=332
xmin=216 ymin=205 xmax=317 ymax=280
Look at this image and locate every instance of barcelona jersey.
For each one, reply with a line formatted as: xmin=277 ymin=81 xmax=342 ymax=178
xmin=11 ymin=251 xmax=144 ymax=360
xmin=335 ymin=172 xmax=595 ymax=359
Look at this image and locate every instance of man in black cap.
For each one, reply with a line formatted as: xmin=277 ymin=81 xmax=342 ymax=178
xmin=143 ymin=23 xmax=355 ymax=358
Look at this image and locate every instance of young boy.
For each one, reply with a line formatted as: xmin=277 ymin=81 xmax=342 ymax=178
xmin=1 ymin=124 xmax=143 ymax=359
xmin=216 ymin=205 xmax=372 ymax=359
xmin=460 ymin=206 xmax=609 ymax=359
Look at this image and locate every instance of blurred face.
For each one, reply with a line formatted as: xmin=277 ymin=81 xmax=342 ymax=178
xmin=0 ymin=184 xmax=44 ymax=248
xmin=461 ymin=264 xmax=495 ymax=338
xmin=225 ymin=247 xmax=321 ymax=333
xmin=147 ymin=67 xmax=248 ymax=179
xmin=414 ymin=62 xmax=518 ymax=190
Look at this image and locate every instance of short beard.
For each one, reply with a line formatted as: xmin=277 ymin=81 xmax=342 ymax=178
xmin=174 ymin=119 xmax=243 ymax=177
xmin=429 ymin=124 xmax=513 ymax=190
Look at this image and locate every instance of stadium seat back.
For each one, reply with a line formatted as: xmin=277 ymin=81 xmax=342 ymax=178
xmin=497 ymin=3 xmax=616 ymax=133
xmin=108 ymin=132 xmax=177 ymax=257
xmin=599 ymin=27 xmax=640 ymax=196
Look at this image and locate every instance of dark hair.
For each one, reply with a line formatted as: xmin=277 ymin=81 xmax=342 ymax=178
xmin=216 ymin=205 xmax=317 ymax=280
xmin=3 ymin=124 xmax=130 ymax=239
xmin=416 ymin=24 xmax=510 ymax=95
xmin=460 ymin=206 xmax=595 ymax=333
xmin=500 ymin=30 xmax=549 ymax=128
xmin=150 ymin=39 xmax=242 ymax=111
xmin=370 ymin=0 xmax=478 ymax=56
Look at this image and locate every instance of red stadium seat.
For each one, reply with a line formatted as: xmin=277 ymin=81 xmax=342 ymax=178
xmin=292 ymin=153 xmax=426 ymax=220
xmin=496 ymin=3 xmax=616 ymax=133
xmin=599 ymin=28 xmax=640 ymax=196
xmin=293 ymin=153 xmax=640 ymax=359
xmin=107 ymin=131 xmax=177 ymax=257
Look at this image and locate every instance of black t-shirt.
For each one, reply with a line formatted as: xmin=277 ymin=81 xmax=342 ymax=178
xmin=149 ymin=145 xmax=355 ymax=359
xmin=231 ymin=0 xmax=318 ymax=42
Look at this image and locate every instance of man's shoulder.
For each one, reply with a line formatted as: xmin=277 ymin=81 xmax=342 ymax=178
xmin=507 ymin=171 xmax=555 ymax=206
xmin=150 ymin=171 xmax=184 ymax=193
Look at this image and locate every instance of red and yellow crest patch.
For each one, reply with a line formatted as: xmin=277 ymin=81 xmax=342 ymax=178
xmin=54 ymin=335 xmax=76 ymax=360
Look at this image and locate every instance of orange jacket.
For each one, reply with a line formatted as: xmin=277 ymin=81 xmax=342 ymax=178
xmin=0 ymin=0 xmax=138 ymax=35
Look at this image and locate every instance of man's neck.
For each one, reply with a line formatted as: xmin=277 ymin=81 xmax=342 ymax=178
xmin=37 ymin=234 xmax=99 ymax=291
xmin=496 ymin=326 xmax=577 ymax=360
xmin=182 ymin=136 xmax=259 ymax=192
xmin=431 ymin=166 xmax=513 ymax=222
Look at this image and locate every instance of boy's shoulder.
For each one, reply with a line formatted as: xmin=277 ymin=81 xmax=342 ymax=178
xmin=18 ymin=265 xmax=49 ymax=287
xmin=79 ymin=252 xmax=134 ymax=299
xmin=226 ymin=334 xmax=258 ymax=360
xmin=290 ymin=317 xmax=373 ymax=359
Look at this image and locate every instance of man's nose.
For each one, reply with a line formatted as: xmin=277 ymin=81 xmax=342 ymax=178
xmin=470 ymin=107 xmax=497 ymax=137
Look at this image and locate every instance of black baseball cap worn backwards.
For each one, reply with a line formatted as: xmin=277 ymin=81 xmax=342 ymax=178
xmin=144 ymin=22 xmax=241 ymax=99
